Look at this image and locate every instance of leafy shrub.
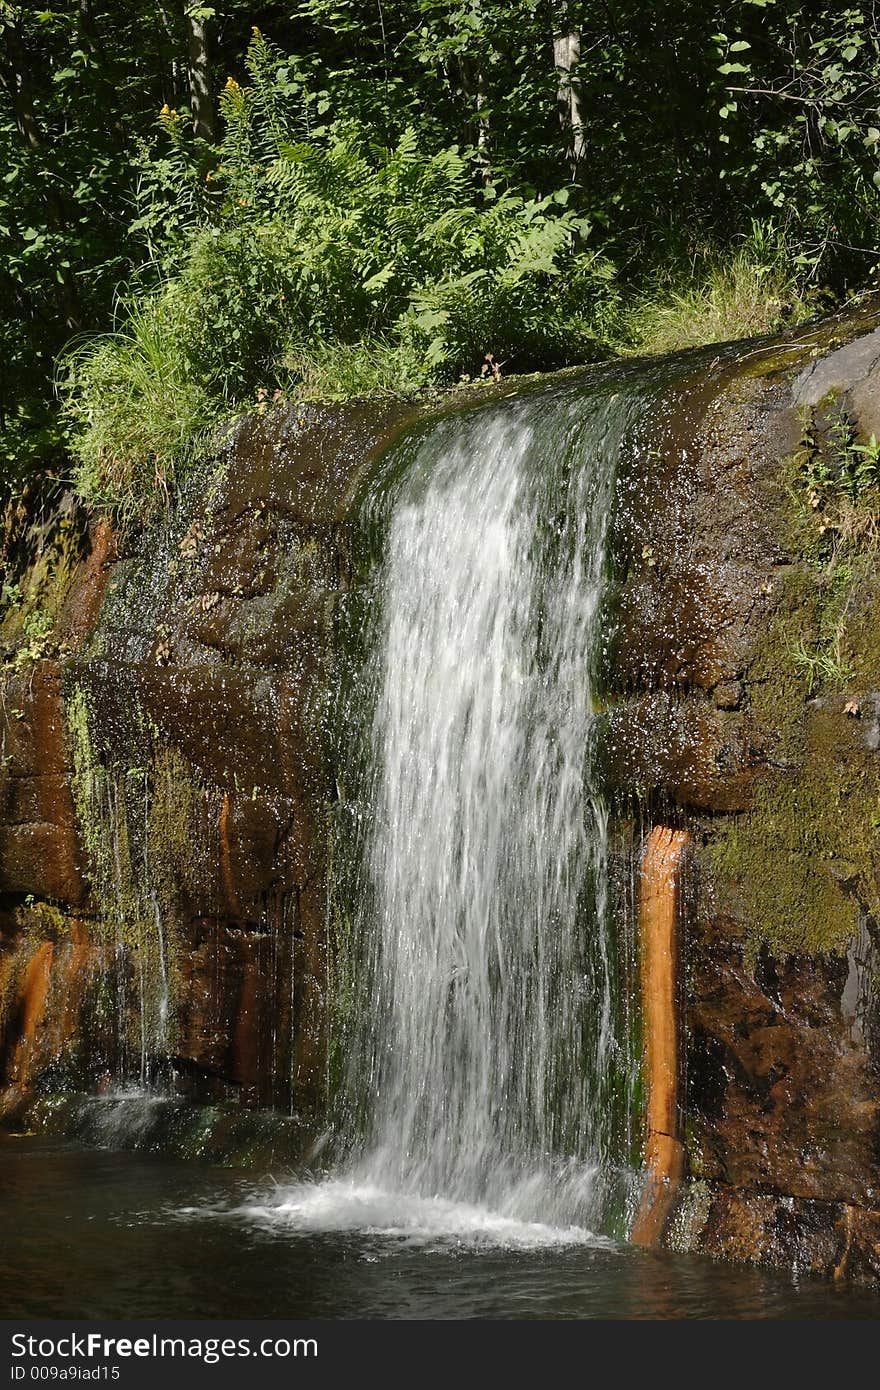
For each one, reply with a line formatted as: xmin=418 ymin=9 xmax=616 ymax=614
xmin=62 ymin=32 xmax=620 ymax=515
xmin=713 ymin=9 xmax=880 ymax=285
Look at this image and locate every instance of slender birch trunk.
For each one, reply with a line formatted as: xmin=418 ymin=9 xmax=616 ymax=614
xmin=553 ymin=29 xmax=585 ymax=174
xmin=183 ymin=5 xmax=216 ymax=143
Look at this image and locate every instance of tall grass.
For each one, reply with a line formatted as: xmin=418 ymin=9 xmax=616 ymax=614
xmin=281 ymin=338 xmax=428 ymax=401
xmin=60 ymin=295 xmax=213 ymax=524
xmin=621 ymin=229 xmax=818 ymax=356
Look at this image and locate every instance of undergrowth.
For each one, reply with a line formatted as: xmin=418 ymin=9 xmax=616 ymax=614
xmin=620 ymin=225 xmax=819 ymax=356
xmin=791 ymin=408 xmax=880 ymax=561
xmin=60 ymin=297 xmax=214 ymax=524
xmin=59 ymin=31 xmax=820 ymax=524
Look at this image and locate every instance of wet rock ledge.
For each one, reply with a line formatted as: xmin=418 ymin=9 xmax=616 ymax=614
xmin=605 ymin=298 xmax=880 ymax=1282
xmin=2 ymin=299 xmax=880 ymax=1279
xmin=0 ymin=400 xmax=409 ymax=1123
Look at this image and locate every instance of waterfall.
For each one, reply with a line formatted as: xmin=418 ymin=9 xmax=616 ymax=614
xmin=352 ymin=400 xmax=620 ymax=1220
xmin=260 ymin=374 xmax=660 ymax=1244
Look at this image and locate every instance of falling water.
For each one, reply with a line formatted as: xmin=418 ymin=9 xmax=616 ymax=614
xmin=356 ymin=401 xmax=620 ymax=1216
xmin=260 ymin=374 xmax=663 ymax=1244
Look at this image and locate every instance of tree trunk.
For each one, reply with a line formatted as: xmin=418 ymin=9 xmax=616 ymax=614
xmin=475 ymin=64 xmax=492 ymax=184
xmin=0 ymin=20 xmax=81 ymax=330
xmin=553 ymin=30 xmax=585 ymax=174
xmin=156 ymin=3 xmax=185 ymax=108
xmin=183 ymin=6 xmax=216 ymax=143
xmin=456 ymin=53 xmax=493 ymax=185
xmin=1 ymin=22 xmax=43 ymax=150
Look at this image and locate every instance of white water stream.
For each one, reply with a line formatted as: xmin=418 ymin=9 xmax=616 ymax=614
xmin=258 ymin=383 xmax=649 ymax=1246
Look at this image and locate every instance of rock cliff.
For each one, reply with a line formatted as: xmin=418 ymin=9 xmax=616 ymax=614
xmin=3 ymin=301 xmax=880 ymax=1279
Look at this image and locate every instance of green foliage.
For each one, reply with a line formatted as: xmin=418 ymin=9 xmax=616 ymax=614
xmin=0 ymin=2 xmax=178 ymax=494
xmin=283 ymin=339 xmax=426 ymax=402
xmin=62 ymin=44 xmax=619 ymax=511
xmin=22 ymin=605 xmax=51 ymax=642
xmin=784 ymin=408 xmax=880 ymax=695
xmin=713 ymin=5 xmax=880 ymax=281
xmin=803 ymin=414 xmax=880 ymax=502
xmin=0 ymin=0 xmax=266 ymax=499
xmin=791 ymin=407 xmax=880 ymax=562
xmin=60 ymin=298 xmax=214 ymax=522
xmin=7 ymin=1 xmax=880 ymax=514
xmin=790 ymin=635 xmax=855 ymax=695
xmin=622 ymin=225 xmax=815 ymax=355
xmin=12 ymin=612 xmax=50 ymax=667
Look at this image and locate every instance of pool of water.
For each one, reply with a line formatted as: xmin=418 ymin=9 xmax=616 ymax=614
xmin=1 ymin=1134 xmax=878 ymax=1319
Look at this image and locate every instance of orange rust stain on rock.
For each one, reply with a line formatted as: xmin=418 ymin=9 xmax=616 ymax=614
xmin=0 ymin=664 xmax=88 ymax=904
xmin=632 ymin=825 xmax=690 ymax=1248
xmin=64 ymin=516 xmax=117 ymax=644
xmin=52 ymin=922 xmax=93 ymax=1055
xmin=8 ymin=941 xmax=54 ymax=1087
xmin=219 ymin=792 xmax=242 ymax=921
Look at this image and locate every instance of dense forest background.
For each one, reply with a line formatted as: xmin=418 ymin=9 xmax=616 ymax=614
xmin=3 ymin=1 xmax=880 ymax=515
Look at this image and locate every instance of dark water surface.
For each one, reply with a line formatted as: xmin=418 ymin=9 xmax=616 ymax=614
xmin=1 ymin=1135 xmax=879 ymax=1319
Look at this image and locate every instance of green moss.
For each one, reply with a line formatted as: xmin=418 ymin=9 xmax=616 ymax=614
xmin=0 ymin=901 xmax=81 ymax=1047
xmin=700 ymin=385 xmax=880 ymax=961
xmin=67 ymin=682 xmax=119 ymax=927
xmin=0 ymin=508 xmax=83 ymax=667
xmin=65 ymin=678 xmax=223 ymax=1057
xmin=15 ymin=900 xmax=75 ymax=943
xmin=707 ymin=769 xmax=878 ymax=961
xmin=705 ymin=535 xmax=880 ymax=961
xmin=2 ymin=1090 xmax=312 ymax=1169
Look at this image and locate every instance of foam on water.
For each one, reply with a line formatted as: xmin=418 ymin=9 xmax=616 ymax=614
xmin=237 ymin=1179 xmax=613 ymax=1251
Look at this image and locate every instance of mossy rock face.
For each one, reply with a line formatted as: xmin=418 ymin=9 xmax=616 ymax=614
xmin=706 ymin=677 xmax=880 ymax=963
xmin=702 ymin=360 xmax=880 ymax=963
xmin=594 ymin=299 xmax=880 ymax=1276
xmin=0 ymin=400 xmax=411 ymax=1116
xmin=602 ymin=298 xmax=880 ymax=964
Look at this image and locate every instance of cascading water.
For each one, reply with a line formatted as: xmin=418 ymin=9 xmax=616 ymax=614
xmin=353 ymin=403 xmax=619 ymax=1218
xmin=258 ymin=374 xmax=663 ymax=1245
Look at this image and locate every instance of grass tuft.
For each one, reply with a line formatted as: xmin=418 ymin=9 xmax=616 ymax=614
xmin=621 ymin=230 xmax=817 ymax=356
xmin=59 ymin=295 xmax=214 ymax=524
